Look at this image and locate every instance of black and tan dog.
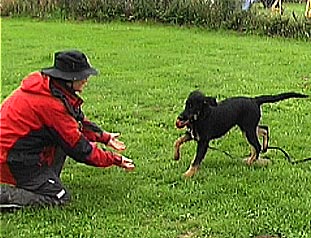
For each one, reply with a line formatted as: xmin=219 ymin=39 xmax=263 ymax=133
xmin=174 ymin=90 xmax=308 ymax=177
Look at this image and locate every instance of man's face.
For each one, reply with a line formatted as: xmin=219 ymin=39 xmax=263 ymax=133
xmin=71 ymin=78 xmax=88 ymax=93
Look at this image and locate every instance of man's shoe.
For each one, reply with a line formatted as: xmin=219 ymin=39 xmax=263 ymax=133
xmin=0 ymin=185 xmax=22 ymax=212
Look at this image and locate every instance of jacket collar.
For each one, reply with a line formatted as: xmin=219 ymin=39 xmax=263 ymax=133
xmin=49 ymin=78 xmax=85 ymax=122
xmin=49 ymin=78 xmax=84 ymax=108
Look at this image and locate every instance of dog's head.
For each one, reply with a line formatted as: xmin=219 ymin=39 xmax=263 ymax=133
xmin=176 ymin=90 xmax=217 ymax=128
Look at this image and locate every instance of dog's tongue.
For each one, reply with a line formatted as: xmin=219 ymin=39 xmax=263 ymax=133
xmin=176 ymin=119 xmax=189 ymax=128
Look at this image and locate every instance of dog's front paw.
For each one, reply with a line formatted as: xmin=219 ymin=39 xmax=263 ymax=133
xmin=247 ymin=157 xmax=255 ymax=166
xmin=243 ymin=157 xmax=271 ymax=166
xmin=243 ymin=157 xmax=254 ymax=166
xmin=183 ymin=165 xmax=198 ymax=177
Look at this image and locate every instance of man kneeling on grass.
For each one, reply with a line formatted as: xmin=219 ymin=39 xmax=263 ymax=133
xmin=0 ymin=50 xmax=135 ymax=211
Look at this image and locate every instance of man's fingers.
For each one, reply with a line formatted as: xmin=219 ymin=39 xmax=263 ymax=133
xmin=120 ymin=156 xmax=135 ymax=171
xmin=115 ymin=141 xmax=126 ymax=151
xmin=123 ymin=163 xmax=135 ymax=171
xmin=122 ymin=157 xmax=133 ymax=163
xmin=115 ymin=139 xmax=125 ymax=147
xmin=111 ymin=133 xmax=120 ymax=139
xmin=108 ymin=139 xmax=126 ymax=151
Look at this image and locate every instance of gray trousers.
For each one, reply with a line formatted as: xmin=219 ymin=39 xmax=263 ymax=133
xmin=0 ymin=147 xmax=71 ymax=208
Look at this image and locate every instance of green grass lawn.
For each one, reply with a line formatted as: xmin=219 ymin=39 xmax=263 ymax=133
xmin=1 ymin=17 xmax=311 ymax=238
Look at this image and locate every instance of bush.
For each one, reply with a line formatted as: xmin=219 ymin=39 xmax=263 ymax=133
xmin=1 ymin=0 xmax=310 ymax=39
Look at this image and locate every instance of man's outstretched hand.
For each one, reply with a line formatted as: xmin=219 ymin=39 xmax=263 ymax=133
xmin=106 ymin=133 xmax=135 ymax=171
xmin=107 ymin=133 xmax=126 ymax=151
xmin=119 ymin=156 xmax=135 ymax=171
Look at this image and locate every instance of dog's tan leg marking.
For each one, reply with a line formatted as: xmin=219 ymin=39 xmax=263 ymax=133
xmin=174 ymin=134 xmax=192 ymax=161
xmin=246 ymin=147 xmax=257 ymax=165
xmin=257 ymin=127 xmax=268 ymax=152
xmin=184 ymin=164 xmax=198 ymax=177
xmin=242 ymin=131 xmax=258 ymax=164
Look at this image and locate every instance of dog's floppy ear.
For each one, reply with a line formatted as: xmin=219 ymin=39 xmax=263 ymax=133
xmin=204 ymin=96 xmax=217 ymax=107
xmin=200 ymin=96 xmax=215 ymax=119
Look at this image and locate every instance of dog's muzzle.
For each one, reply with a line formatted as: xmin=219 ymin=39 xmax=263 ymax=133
xmin=176 ymin=118 xmax=189 ymax=129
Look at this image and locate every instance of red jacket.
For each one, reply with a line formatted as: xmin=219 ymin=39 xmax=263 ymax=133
xmin=0 ymin=72 xmax=122 ymax=185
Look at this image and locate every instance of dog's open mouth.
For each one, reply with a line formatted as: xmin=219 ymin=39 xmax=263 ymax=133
xmin=176 ymin=119 xmax=189 ymax=128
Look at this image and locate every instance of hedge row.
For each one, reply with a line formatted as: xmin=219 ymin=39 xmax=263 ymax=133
xmin=1 ymin=0 xmax=310 ymax=39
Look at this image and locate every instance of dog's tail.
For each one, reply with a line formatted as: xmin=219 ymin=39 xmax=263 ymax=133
xmin=254 ymin=92 xmax=308 ymax=105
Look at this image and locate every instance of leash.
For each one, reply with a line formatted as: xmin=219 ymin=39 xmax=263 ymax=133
xmin=267 ymin=146 xmax=311 ymax=164
xmin=208 ymin=146 xmax=237 ymax=160
xmin=208 ymin=146 xmax=311 ymax=165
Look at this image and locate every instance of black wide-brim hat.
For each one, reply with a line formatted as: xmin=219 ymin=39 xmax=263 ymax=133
xmin=41 ymin=50 xmax=98 ymax=81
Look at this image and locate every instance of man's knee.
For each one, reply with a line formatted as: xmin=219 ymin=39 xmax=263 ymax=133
xmin=0 ymin=184 xmax=71 ymax=209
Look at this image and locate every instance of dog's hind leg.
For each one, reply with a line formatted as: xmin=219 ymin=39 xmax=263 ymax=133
xmin=245 ymin=129 xmax=261 ymax=165
xmin=184 ymin=140 xmax=209 ymax=177
xmin=257 ymin=125 xmax=269 ymax=153
xmin=174 ymin=132 xmax=193 ymax=161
